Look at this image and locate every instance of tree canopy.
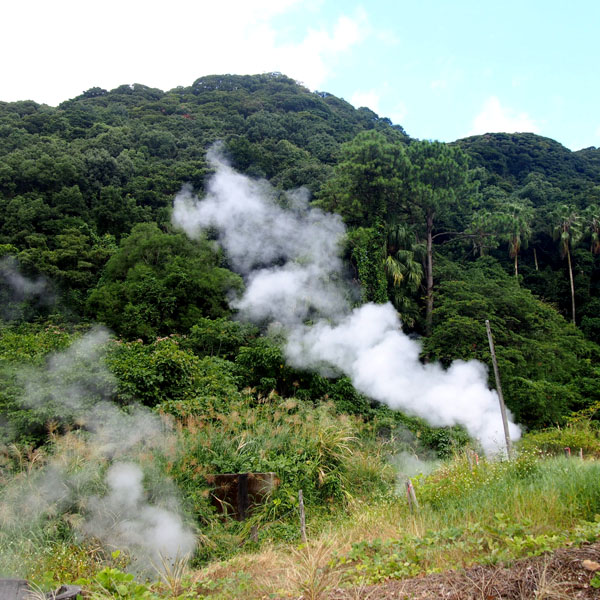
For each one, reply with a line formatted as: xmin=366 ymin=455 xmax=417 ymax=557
xmin=86 ymin=223 xmax=242 ymax=339
xmin=1 ymin=73 xmax=600 ymax=447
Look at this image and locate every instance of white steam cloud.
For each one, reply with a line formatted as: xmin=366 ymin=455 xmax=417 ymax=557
xmin=83 ymin=462 xmax=196 ymax=566
xmin=172 ymin=147 xmax=521 ymax=454
xmin=1 ymin=326 xmax=196 ymax=571
xmin=173 ymin=145 xmax=350 ymax=326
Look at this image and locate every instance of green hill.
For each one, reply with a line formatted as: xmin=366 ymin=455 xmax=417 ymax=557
xmin=2 ymin=73 xmax=600 ymax=598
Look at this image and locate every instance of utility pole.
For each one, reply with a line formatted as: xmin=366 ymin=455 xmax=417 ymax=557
xmin=485 ymin=320 xmax=513 ymax=458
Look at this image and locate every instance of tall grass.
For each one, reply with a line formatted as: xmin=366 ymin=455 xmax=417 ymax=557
xmin=0 ymin=432 xmax=111 ymax=582
xmin=0 ymin=396 xmax=395 ymax=585
xmin=4 ymin=406 xmax=600 ymax=600
xmin=313 ymin=453 xmax=600 ymax=586
xmin=195 ymin=452 xmax=600 ymax=597
xmin=167 ymin=395 xmax=396 ymax=563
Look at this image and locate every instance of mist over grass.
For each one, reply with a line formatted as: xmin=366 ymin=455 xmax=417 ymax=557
xmin=0 ymin=326 xmax=196 ymax=575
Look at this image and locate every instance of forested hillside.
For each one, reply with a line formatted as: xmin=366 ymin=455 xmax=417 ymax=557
xmin=2 ymin=71 xmax=600 ymax=431
xmin=2 ymin=73 xmax=600 ymax=595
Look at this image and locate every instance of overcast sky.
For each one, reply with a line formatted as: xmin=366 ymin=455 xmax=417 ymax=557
xmin=2 ymin=0 xmax=598 ymax=150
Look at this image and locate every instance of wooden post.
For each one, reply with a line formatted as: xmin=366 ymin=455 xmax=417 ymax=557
xmin=580 ymin=447 xmax=584 ymax=460
xmin=466 ymin=449 xmax=480 ymax=470
xmin=405 ymin=479 xmax=419 ymax=512
xmin=237 ymin=473 xmax=249 ymax=520
xmin=405 ymin=480 xmax=413 ymax=511
xmin=298 ymin=489 xmax=307 ymax=543
xmin=466 ymin=449 xmax=473 ymax=471
xmin=485 ymin=320 xmax=513 ymax=459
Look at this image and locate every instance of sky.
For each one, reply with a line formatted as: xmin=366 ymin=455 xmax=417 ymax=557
xmin=2 ymin=0 xmax=599 ymax=150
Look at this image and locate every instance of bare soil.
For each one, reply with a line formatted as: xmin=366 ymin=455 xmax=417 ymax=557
xmin=327 ymin=541 xmax=600 ymax=599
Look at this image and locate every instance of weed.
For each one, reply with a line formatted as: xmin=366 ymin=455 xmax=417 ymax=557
xmin=288 ymin=539 xmax=342 ymax=600
xmin=518 ymin=559 xmax=572 ymax=600
xmin=77 ymin=566 xmax=157 ymax=599
xmin=519 ymin=422 xmax=600 ymax=458
xmin=151 ymin=552 xmax=189 ymax=597
xmin=24 ymin=582 xmax=48 ymax=600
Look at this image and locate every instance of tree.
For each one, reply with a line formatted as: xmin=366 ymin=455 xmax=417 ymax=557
xmin=405 ymin=141 xmax=475 ymax=335
xmin=467 ymin=209 xmax=499 ymax=257
xmin=423 ymin=257 xmax=600 ymax=429
xmin=501 ymin=200 xmax=534 ymax=281
xmin=86 ymin=223 xmax=243 ymax=339
xmin=384 ymin=224 xmax=424 ymax=326
xmin=317 ymin=131 xmax=411 ymax=305
xmin=346 ymin=227 xmax=388 ymax=303
xmin=551 ymin=204 xmax=582 ymax=325
xmin=316 ymin=130 xmax=409 ymax=227
xmin=583 ymin=204 xmax=600 ymax=254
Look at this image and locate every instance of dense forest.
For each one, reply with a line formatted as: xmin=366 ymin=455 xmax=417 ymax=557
xmin=1 ymin=72 xmax=599 ymax=431
xmin=2 ymin=73 xmax=600 ymax=595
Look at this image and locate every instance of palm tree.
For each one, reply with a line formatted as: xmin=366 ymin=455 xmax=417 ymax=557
xmin=583 ymin=204 xmax=600 ymax=254
xmin=552 ymin=204 xmax=582 ymax=325
xmin=467 ymin=209 xmax=500 ymax=257
xmin=503 ymin=201 xmax=533 ymax=282
xmin=384 ymin=224 xmax=424 ymax=327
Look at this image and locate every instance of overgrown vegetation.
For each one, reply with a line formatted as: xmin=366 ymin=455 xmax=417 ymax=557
xmin=2 ymin=74 xmax=600 ymax=597
xmin=3 ymin=423 xmax=600 ymax=599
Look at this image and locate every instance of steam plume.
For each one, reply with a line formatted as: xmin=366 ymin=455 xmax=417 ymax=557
xmin=172 ymin=147 xmax=521 ymax=454
xmin=1 ymin=325 xmax=196 ymax=572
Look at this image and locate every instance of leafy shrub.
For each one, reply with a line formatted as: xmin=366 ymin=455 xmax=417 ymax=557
xmin=108 ymin=337 xmax=242 ymax=411
xmin=519 ymin=422 xmax=600 ymax=457
xmin=168 ymin=397 xmax=395 ymax=559
xmin=328 ymin=377 xmax=372 ymax=415
xmin=233 ymin=336 xmax=331 ymax=400
xmin=182 ymin=317 xmax=258 ymax=360
xmin=0 ymin=322 xmax=106 ymax=443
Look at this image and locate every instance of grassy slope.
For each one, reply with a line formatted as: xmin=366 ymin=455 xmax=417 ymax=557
xmin=5 ymin=439 xmax=600 ymax=599
xmin=192 ymin=452 xmax=600 ymax=599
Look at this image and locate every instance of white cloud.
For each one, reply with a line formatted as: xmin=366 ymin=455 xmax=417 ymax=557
xmin=349 ymin=92 xmax=407 ymax=126
xmin=389 ymin=101 xmax=408 ymax=125
xmin=1 ymin=0 xmax=366 ymax=105
xmin=350 ymin=90 xmax=381 ymax=114
xmin=469 ymin=96 xmax=539 ymax=135
xmin=272 ymin=10 xmax=367 ymax=90
xmin=375 ymin=29 xmax=401 ymax=46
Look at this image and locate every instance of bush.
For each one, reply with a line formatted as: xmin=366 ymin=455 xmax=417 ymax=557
xmin=107 ymin=337 xmax=241 ymax=409
xmin=168 ymin=396 xmax=395 ymax=560
xmin=518 ymin=422 xmax=600 ymax=457
xmin=182 ymin=317 xmax=258 ymax=360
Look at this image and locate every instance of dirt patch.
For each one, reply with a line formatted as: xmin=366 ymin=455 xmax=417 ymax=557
xmin=328 ymin=541 xmax=600 ymax=599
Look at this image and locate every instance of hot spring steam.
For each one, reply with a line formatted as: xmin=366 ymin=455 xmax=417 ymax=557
xmin=0 ymin=326 xmax=196 ymax=572
xmin=172 ymin=146 xmax=521 ymax=454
